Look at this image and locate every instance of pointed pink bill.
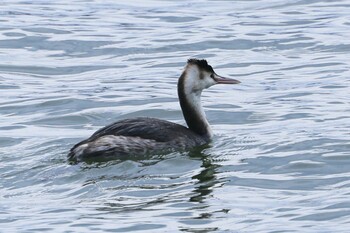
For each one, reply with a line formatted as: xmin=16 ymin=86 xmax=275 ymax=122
xmin=213 ymin=73 xmax=240 ymax=84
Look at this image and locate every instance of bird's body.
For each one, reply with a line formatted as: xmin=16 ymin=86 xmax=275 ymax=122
xmin=68 ymin=59 xmax=240 ymax=161
xmin=68 ymin=117 xmax=208 ymax=161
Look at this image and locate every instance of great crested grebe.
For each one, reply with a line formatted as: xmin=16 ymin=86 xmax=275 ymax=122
xmin=68 ymin=59 xmax=240 ymax=161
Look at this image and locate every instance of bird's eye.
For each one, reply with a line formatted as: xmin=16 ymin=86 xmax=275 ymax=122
xmin=210 ymin=74 xmax=215 ymax=79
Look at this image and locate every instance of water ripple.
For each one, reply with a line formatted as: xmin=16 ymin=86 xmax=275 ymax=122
xmin=1 ymin=0 xmax=350 ymax=232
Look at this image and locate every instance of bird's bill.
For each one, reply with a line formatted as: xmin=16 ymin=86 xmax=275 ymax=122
xmin=213 ymin=74 xmax=240 ymax=84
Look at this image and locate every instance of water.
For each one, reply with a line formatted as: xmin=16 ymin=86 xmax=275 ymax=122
xmin=1 ymin=0 xmax=350 ymax=232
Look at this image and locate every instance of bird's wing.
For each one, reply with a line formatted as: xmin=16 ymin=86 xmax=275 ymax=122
xmin=69 ymin=117 xmax=208 ymax=157
xmin=90 ymin=117 xmax=192 ymax=142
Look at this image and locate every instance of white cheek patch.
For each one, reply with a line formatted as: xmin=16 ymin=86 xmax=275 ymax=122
xmin=184 ymin=66 xmax=216 ymax=93
xmin=203 ymin=75 xmax=216 ymax=89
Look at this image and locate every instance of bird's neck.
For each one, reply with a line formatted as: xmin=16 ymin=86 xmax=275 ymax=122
xmin=177 ymin=72 xmax=213 ymax=139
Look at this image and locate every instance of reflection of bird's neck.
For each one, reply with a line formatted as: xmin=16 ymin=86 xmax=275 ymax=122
xmin=177 ymin=68 xmax=212 ymax=139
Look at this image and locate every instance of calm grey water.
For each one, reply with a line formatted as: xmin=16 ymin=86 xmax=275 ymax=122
xmin=1 ymin=0 xmax=350 ymax=232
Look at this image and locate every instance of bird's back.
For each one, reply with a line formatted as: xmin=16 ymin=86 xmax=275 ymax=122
xmin=68 ymin=117 xmax=208 ymax=161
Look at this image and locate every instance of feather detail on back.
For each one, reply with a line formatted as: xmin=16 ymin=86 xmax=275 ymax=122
xmin=68 ymin=117 xmax=208 ymax=161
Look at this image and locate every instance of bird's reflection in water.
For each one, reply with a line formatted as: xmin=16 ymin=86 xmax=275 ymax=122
xmin=188 ymin=146 xmax=222 ymax=203
xmin=84 ymin=144 xmax=225 ymax=223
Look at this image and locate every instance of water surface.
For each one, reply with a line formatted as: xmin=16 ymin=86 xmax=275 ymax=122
xmin=1 ymin=0 xmax=350 ymax=232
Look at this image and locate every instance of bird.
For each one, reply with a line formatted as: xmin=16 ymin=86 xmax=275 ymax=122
xmin=68 ymin=59 xmax=240 ymax=161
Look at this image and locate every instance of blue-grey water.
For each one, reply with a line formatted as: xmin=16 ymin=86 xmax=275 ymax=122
xmin=1 ymin=0 xmax=350 ymax=232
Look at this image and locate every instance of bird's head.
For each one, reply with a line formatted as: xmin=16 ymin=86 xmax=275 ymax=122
xmin=180 ymin=59 xmax=240 ymax=94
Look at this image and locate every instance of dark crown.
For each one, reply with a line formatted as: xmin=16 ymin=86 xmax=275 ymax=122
xmin=187 ymin=59 xmax=214 ymax=73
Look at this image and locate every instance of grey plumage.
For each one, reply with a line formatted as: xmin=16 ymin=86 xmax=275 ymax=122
xmin=68 ymin=117 xmax=208 ymax=161
xmin=68 ymin=59 xmax=240 ymax=162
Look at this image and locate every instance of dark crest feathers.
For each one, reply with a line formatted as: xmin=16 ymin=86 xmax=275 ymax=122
xmin=187 ymin=58 xmax=214 ymax=72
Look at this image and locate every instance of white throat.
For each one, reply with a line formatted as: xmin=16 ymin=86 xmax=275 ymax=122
xmin=177 ymin=66 xmax=213 ymax=139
